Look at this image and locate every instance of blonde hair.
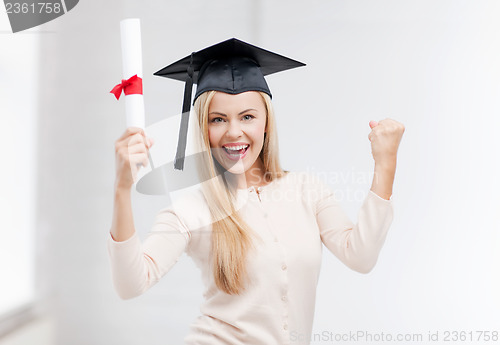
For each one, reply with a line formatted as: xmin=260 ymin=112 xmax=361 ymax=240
xmin=193 ymin=90 xmax=288 ymax=295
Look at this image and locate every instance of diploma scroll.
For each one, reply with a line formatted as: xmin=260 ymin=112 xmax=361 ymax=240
xmin=120 ymin=18 xmax=145 ymax=129
xmin=116 ymin=18 xmax=152 ymax=182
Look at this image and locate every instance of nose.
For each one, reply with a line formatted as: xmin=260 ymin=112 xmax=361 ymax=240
xmin=225 ymin=119 xmax=243 ymax=138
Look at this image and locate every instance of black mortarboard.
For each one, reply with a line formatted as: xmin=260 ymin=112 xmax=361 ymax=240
xmin=154 ymin=38 xmax=305 ymax=171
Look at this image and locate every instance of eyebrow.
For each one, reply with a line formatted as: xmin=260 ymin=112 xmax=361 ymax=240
xmin=208 ymin=108 xmax=257 ymax=117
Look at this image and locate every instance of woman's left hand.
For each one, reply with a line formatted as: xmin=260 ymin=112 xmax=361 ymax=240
xmin=368 ymin=118 xmax=405 ymax=166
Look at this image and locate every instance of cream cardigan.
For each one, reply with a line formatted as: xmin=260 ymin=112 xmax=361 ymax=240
xmin=107 ymin=171 xmax=394 ymax=345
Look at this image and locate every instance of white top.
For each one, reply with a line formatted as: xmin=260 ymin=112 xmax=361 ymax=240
xmin=107 ymin=171 xmax=394 ymax=345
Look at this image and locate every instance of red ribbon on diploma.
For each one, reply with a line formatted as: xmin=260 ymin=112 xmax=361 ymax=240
xmin=110 ymin=74 xmax=143 ymax=100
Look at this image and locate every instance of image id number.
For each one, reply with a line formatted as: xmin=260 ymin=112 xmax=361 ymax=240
xmin=6 ymin=2 xmax=62 ymax=14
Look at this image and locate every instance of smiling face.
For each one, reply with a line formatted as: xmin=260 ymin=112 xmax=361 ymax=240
xmin=208 ymin=91 xmax=267 ymax=186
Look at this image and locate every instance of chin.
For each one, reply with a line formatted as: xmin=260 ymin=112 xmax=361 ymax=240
xmin=217 ymin=156 xmax=255 ymax=176
xmin=224 ymin=160 xmax=249 ymax=175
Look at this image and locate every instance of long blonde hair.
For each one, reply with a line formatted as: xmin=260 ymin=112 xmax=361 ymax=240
xmin=192 ymin=90 xmax=288 ymax=295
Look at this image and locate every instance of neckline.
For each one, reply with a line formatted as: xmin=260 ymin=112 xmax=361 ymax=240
xmin=236 ymin=172 xmax=289 ymax=194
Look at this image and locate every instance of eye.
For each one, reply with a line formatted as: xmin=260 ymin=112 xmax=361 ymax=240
xmin=243 ymin=114 xmax=255 ymax=120
xmin=210 ymin=117 xmax=224 ymax=123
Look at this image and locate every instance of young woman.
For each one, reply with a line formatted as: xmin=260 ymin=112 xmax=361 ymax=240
xmin=108 ymin=38 xmax=405 ymax=345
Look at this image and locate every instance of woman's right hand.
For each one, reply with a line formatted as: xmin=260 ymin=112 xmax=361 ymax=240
xmin=114 ymin=127 xmax=154 ymax=191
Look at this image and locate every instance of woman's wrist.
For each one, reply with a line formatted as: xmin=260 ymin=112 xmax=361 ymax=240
xmin=371 ymin=159 xmax=397 ymax=200
xmin=114 ymin=181 xmax=132 ymax=195
xmin=374 ymin=156 xmax=397 ymax=172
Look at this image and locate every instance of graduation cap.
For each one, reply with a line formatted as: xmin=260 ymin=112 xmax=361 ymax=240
xmin=154 ymin=38 xmax=306 ymax=171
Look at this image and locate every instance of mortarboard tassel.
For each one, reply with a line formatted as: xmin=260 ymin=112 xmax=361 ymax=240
xmin=174 ymin=53 xmax=194 ymax=171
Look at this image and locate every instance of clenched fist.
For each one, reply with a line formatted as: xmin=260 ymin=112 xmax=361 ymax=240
xmin=368 ymin=118 xmax=405 ymax=166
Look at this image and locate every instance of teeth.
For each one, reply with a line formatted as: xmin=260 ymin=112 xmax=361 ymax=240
xmin=224 ymin=145 xmax=249 ymax=151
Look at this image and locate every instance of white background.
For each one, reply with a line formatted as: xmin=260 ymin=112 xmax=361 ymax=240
xmin=1 ymin=1 xmax=499 ymax=344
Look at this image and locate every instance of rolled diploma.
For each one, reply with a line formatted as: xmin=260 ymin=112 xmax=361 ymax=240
xmin=120 ymin=18 xmax=145 ymax=129
xmin=120 ymin=18 xmax=151 ymax=183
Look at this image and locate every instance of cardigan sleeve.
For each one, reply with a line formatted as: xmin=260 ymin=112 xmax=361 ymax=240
xmin=311 ymin=174 xmax=394 ymax=273
xmin=107 ymin=206 xmax=191 ymax=300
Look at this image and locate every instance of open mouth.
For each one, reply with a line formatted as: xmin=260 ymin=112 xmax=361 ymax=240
xmin=222 ymin=144 xmax=250 ymax=159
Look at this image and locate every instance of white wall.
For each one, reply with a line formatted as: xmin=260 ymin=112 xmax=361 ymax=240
xmin=2 ymin=1 xmax=499 ymax=344
xmin=0 ymin=7 xmax=37 ymax=320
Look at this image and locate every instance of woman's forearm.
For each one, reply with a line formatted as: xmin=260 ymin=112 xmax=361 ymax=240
xmin=370 ymin=159 xmax=397 ymax=200
xmin=110 ymin=185 xmax=136 ymax=242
